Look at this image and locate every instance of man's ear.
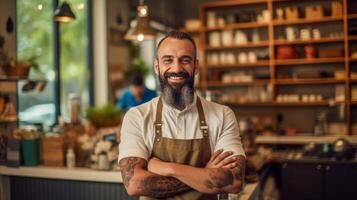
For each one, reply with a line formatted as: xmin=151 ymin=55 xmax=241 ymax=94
xmin=154 ymin=58 xmax=159 ymax=75
xmin=194 ymin=59 xmax=199 ymax=76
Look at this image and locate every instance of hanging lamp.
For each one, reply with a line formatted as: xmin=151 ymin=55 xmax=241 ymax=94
xmin=125 ymin=0 xmax=156 ymax=41
xmin=54 ymin=2 xmax=76 ymax=22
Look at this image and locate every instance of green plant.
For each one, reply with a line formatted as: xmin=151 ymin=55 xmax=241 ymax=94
xmin=126 ymin=43 xmax=149 ymax=78
xmin=17 ymin=55 xmax=40 ymax=72
xmin=86 ymin=103 xmax=123 ymax=127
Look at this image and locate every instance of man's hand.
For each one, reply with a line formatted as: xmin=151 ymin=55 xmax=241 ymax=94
xmin=206 ymin=149 xmax=238 ymax=169
xmin=148 ymin=157 xmax=172 ymax=176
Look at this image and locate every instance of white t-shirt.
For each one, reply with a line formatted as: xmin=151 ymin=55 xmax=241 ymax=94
xmin=118 ymin=95 xmax=245 ymax=161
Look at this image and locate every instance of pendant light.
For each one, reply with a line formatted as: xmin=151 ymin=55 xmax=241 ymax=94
xmin=54 ymin=1 xmax=76 ymax=22
xmin=125 ymin=0 xmax=156 ymax=41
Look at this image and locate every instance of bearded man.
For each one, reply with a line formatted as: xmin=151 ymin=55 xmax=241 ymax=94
xmin=119 ymin=30 xmax=246 ymax=200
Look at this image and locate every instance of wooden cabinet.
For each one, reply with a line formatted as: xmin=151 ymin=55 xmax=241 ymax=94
xmin=198 ymin=0 xmax=357 ymax=134
xmin=280 ymin=161 xmax=357 ymax=200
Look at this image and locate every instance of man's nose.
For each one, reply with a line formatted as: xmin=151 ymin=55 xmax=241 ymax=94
xmin=170 ymin=60 xmax=184 ymax=72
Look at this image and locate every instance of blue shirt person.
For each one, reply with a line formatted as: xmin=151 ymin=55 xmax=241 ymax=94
xmin=117 ymin=73 xmax=156 ymax=111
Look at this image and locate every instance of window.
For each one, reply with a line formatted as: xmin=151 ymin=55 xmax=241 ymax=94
xmin=17 ymin=0 xmax=92 ymax=127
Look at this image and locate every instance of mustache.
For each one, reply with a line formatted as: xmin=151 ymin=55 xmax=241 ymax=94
xmin=164 ymin=71 xmax=190 ymax=79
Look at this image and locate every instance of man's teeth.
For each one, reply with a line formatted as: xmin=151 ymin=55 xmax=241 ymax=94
xmin=169 ymin=76 xmax=184 ymax=80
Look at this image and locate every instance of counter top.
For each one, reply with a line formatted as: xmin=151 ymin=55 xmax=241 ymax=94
xmin=0 ymin=165 xmax=259 ymax=199
xmin=255 ymin=135 xmax=357 ymax=145
xmin=0 ymin=165 xmax=122 ymax=183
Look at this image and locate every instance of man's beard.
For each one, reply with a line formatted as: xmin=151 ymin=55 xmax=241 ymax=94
xmin=158 ymin=68 xmax=195 ymax=109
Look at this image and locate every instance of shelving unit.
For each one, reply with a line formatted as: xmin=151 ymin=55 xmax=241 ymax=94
xmin=198 ymin=0 xmax=356 ymax=135
xmin=0 ymin=78 xmax=20 ymax=137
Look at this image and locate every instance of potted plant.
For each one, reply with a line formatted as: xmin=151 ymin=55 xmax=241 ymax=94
xmin=86 ymin=103 xmax=123 ymax=128
xmin=0 ymin=35 xmax=39 ymax=78
xmin=2 ymin=56 xmax=39 ymax=79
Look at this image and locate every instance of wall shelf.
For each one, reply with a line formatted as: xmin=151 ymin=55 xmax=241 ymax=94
xmin=205 ymin=41 xmax=269 ymax=50
xmin=275 ymin=78 xmax=344 ymax=85
xmin=207 ymin=80 xmax=270 ymax=87
xmin=275 ymin=58 xmax=345 ymax=65
xmin=206 ymin=61 xmax=270 ymax=69
xmin=273 ymin=16 xmax=343 ymax=26
xmin=204 ymin=22 xmax=268 ymax=31
xmin=274 ymin=37 xmax=345 ymax=45
xmin=224 ymin=101 xmax=338 ymax=107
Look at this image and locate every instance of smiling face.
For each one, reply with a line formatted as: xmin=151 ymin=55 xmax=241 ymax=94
xmin=154 ymin=37 xmax=199 ymax=109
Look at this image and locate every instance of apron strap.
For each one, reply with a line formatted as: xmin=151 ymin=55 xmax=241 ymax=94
xmin=154 ymin=97 xmax=163 ymax=142
xmin=196 ymin=97 xmax=209 ymax=138
xmin=154 ymin=96 xmax=209 ymax=141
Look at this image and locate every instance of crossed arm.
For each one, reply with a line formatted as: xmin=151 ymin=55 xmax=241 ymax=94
xmin=119 ymin=150 xmax=245 ymax=198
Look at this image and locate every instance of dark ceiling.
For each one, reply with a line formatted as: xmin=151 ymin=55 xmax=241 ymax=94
xmin=128 ymin=0 xmax=216 ymax=29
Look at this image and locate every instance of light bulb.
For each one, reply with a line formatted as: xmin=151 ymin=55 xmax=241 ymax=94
xmin=137 ymin=34 xmax=144 ymax=41
xmin=37 ymin=4 xmax=43 ymax=10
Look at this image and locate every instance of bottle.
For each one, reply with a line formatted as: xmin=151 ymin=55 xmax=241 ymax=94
xmin=66 ymin=148 xmax=75 ymax=168
xmin=68 ymin=93 xmax=80 ymax=124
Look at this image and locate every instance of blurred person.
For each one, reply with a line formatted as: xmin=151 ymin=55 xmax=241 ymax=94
xmin=116 ymin=72 xmax=156 ymax=111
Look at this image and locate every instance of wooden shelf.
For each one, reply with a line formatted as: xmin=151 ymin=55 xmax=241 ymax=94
xmin=179 ymin=28 xmax=201 ymax=34
xmin=348 ymin=13 xmax=357 ymax=20
xmin=0 ymin=76 xmax=27 ymax=81
xmin=255 ymin=135 xmax=357 ymax=145
xmin=349 ymin=58 xmax=357 ymax=62
xmin=205 ymin=41 xmax=269 ymax=50
xmin=202 ymin=0 xmax=268 ymax=8
xmin=275 ymin=78 xmax=344 ymax=85
xmin=207 ymin=61 xmax=270 ymax=68
xmin=273 ymin=16 xmax=343 ymax=26
xmin=274 ymin=37 xmax=344 ymax=45
xmin=348 ymin=35 xmax=357 ymax=41
xmin=0 ymin=119 xmax=17 ymax=124
xmin=224 ymin=101 xmax=338 ymax=107
xmin=207 ymin=80 xmax=270 ymax=87
xmin=200 ymin=0 xmax=356 ymax=135
xmin=275 ymin=57 xmax=345 ymax=65
xmin=205 ymin=22 xmax=268 ymax=31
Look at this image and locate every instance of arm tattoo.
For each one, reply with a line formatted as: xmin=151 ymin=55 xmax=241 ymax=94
xmin=234 ymin=156 xmax=246 ymax=180
xmin=204 ymin=168 xmax=234 ymax=191
xmin=119 ymin=157 xmax=146 ymax=187
xmin=119 ymin=157 xmax=190 ymax=198
xmin=139 ymin=175 xmax=190 ymax=198
xmin=203 ymin=155 xmax=246 ymax=191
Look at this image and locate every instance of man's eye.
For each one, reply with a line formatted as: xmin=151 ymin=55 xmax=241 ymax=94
xmin=181 ymin=58 xmax=192 ymax=64
xmin=163 ymin=59 xmax=172 ymax=64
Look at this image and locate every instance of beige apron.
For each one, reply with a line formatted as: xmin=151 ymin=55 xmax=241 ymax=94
xmin=140 ymin=97 xmax=217 ymax=200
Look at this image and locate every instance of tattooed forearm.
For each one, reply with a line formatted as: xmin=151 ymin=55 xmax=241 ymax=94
xmin=234 ymin=155 xmax=246 ymax=180
xmin=139 ymin=175 xmax=190 ymax=198
xmin=203 ymin=155 xmax=245 ymax=192
xmin=119 ymin=157 xmax=190 ymax=197
xmin=204 ymin=168 xmax=234 ymax=191
xmin=119 ymin=157 xmax=146 ymax=187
